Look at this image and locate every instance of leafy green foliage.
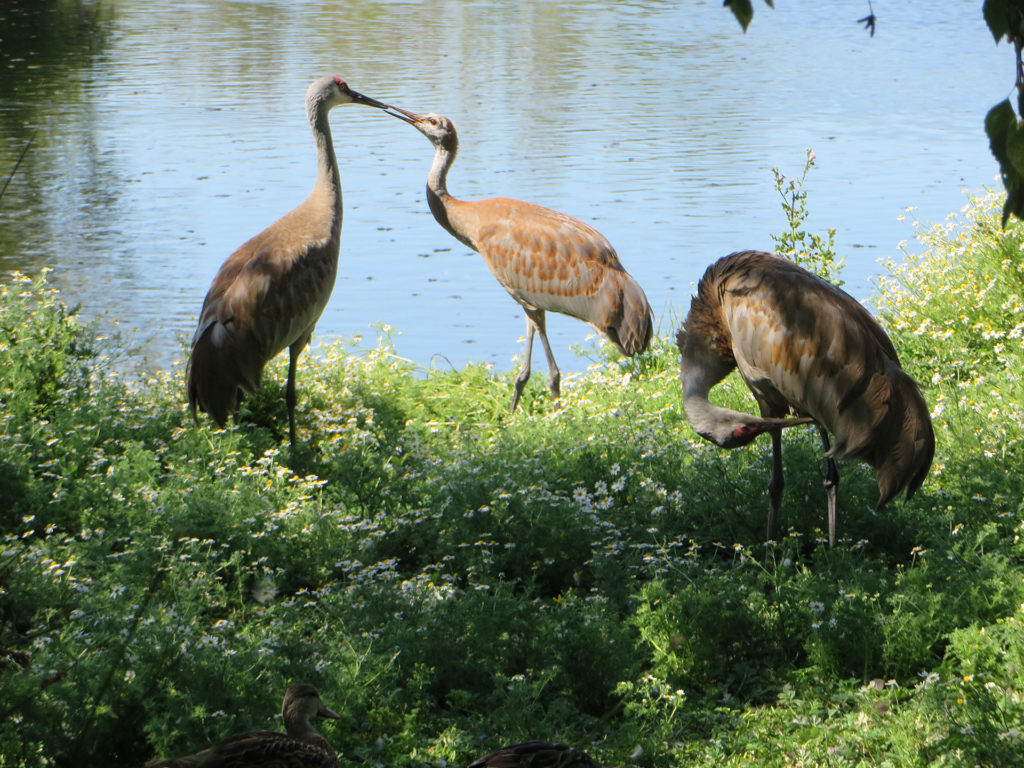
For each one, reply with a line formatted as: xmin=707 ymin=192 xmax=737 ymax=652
xmin=969 ymin=0 xmax=1024 ymax=225
xmin=985 ymin=95 xmax=1024 ymax=227
xmin=723 ymin=0 xmax=773 ymax=32
xmin=3 ymin=189 xmax=1024 ymax=766
xmin=933 ymin=611 xmax=1024 ymax=766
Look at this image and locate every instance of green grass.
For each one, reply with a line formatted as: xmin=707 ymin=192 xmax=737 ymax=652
xmin=2 ymin=189 xmax=1024 ymax=767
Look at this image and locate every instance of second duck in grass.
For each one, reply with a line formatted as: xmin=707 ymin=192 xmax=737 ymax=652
xmin=146 ymin=684 xmax=339 ymax=768
xmin=467 ymin=741 xmax=602 ymax=768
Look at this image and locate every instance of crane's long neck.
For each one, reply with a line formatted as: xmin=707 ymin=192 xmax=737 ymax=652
xmin=678 ymin=330 xmax=810 ymax=448
xmin=680 ymin=351 xmax=752 ymax=447
xmin=308 ymin=99 xmax=342 ymax=234
xmin=425 ymin=139 xmax=474 ymax=249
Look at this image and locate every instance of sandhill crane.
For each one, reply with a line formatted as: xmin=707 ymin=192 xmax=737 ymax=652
xmin=146 ymin=684 xmax=339 ymax=768
xmin=468 ymin=741 xmax=601 ymax=768
xmin=676 ymin=250 xmax=934 ymax=547
xmin=186 ymin=76 xmax=388 ymax=445
xmin=382 ymin=107 xmax=653 ymax=412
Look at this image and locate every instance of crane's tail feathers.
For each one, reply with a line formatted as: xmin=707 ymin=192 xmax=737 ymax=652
xmin=675 ymin=327 xmax=687 ymax=352
xmin=826 ymin=369 xmax=893 ymax=462
xmin=186 ymin=318 xmax=262 ymax=428
xmin=815 ymin=363 xmax=933 ymax=509
xmin=873 ymin=370 xmax=935 ymax=508
xmin=605 ymin=276 xmax=653 ymax=356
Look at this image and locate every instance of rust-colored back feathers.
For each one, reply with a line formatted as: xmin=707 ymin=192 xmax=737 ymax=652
xmin=384 ymin=107 xmax=652 ymax=410
xmin=456 ymin=196 xmax=653 ymax=355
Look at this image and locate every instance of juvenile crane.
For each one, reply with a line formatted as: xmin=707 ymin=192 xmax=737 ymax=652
xmin=383 ymin=107 xmax=653 ymax=411
xmin=186 ymin=76 xmax=388 ymax=445
xmin=676 ymin=250 xmax=934 ymax=547
xmin=146 ymin=684 xmax=339 ymax=768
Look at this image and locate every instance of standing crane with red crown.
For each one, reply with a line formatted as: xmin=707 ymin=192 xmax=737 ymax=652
xmin=677 ymin=250 xmax=934 ymax=547
xmin=186 ymin=76 xmax=389 ymax=445
xmin=381 ymin=107 xmax=653 ymax=412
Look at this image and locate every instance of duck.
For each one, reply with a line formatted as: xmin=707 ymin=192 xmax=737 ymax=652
xmin=467 ymin=741 xmax=601 ymax=768
xmin=146 ymin=683 xmax=339 ymax=768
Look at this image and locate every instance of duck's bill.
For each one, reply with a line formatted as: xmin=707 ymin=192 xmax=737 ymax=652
xmin=318 ymin=704 xmax=341 ymax=719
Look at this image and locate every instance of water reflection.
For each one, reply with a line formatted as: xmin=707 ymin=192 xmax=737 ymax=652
xmin=1 ymin=0 xmax=115 ymax=272
xmin=0 ymin=0 xmax=1003 ymax=375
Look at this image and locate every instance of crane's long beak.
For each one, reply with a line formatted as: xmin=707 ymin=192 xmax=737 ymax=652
xmin=380 ymin=104 xmax=424 ymax=125
xmin=724 ymin=414 xmax=816 ymax=449
xmin=347 ymin=88 xmax=391 ymax=110
xmin=764 ymin=415 xmax=816 ymax=430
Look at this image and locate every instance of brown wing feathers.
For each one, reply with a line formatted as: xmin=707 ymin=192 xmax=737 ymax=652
xmin=690 ymin=250 xmax=933 ymax=509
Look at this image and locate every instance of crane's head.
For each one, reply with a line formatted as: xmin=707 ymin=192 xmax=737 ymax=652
xmin=306 ymin=76 xmax=390 ymax=114
xmin=383 ymin=106 xmax=459 ymax=153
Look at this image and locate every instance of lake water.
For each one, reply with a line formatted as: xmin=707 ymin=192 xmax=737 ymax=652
xmin=0 ymin=0 xmax=1004 ymax=376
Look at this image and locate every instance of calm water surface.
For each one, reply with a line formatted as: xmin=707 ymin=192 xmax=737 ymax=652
xmin=0 ymin=1 xmax=1004 ymax=376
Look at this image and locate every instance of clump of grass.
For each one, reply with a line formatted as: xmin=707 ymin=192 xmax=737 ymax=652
xmin=2 ymin=187 xmax=1024 ymax=766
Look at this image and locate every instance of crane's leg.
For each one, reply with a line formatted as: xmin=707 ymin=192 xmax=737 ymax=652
xmin=511 ymin=315 xmax=536 ymax=413
xmin=766 ymin=429 xmax=785 ymax=544
xmin=525 ymin=307 xmax=561 ymax=402
xmin=817 ymin=426 xmax=840 ymax=547
xmin=286 ymin=336 xmax=310 ymax=446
